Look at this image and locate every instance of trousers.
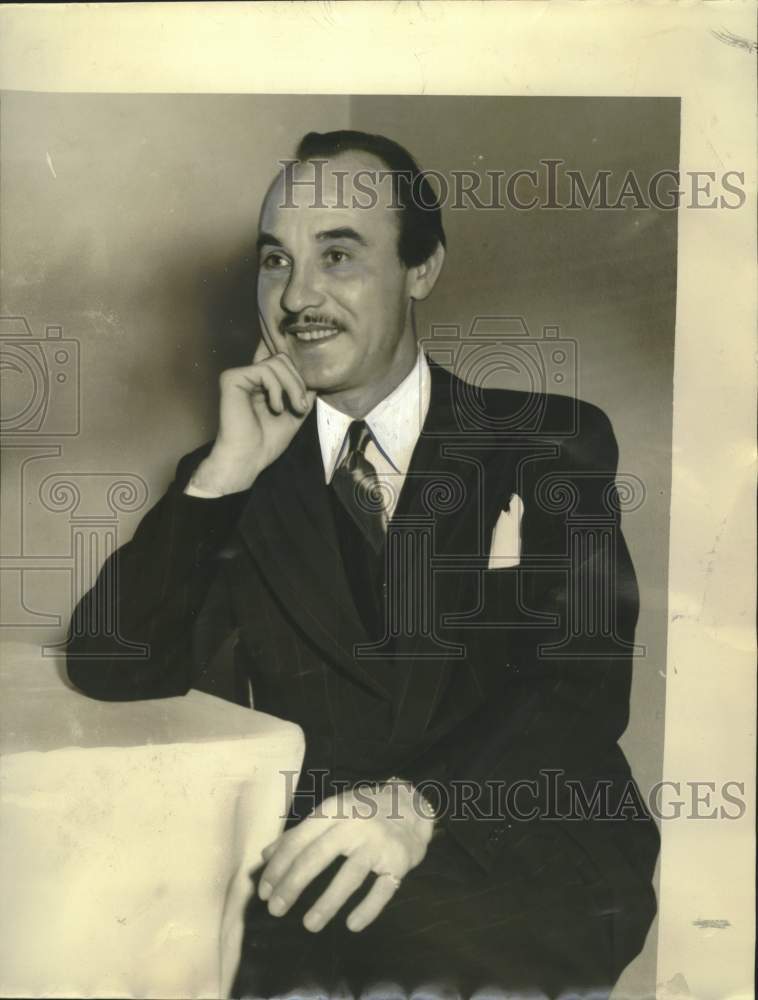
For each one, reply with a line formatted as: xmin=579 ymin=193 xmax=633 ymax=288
xmin=231 ymin=822 xmax=656 ymax=1000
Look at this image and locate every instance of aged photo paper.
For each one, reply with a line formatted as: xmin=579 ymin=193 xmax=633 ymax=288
xmin=0 ymin=3 xmax=755 ymax=998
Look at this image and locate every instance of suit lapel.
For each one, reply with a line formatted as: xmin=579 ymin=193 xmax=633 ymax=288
xmin=236 ymin=409 xmax=393 ymax=700
xmin=387 ymin=361 xmax=511 ymax=743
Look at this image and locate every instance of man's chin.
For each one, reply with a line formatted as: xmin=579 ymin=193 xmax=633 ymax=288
xmin=304 ymin=374 xmax=350 ymax=396
xmin=291 ymin=345 xmax=354 ymax=393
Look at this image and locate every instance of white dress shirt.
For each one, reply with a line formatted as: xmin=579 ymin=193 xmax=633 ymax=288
xmin=316 ymin=349 xmax=430 ymax=520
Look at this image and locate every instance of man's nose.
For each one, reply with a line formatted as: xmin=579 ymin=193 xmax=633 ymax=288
xmin=281 ymin=262 xmax=324 ymax=315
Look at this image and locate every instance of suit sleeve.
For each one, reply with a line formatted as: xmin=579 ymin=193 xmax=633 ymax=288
xmin=405 ymin=401 xmax=651 ymax=873
xmin=66 ymin=445 xmax=250 ymax=701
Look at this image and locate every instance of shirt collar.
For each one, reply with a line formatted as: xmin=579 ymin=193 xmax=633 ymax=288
xmin=316 ymin=349 xmax=431 ymax=483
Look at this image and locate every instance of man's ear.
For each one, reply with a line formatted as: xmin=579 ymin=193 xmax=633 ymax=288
xmin=408 ymin=242 xmax=446 ymax=302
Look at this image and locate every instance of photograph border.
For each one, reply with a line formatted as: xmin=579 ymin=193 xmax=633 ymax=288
xmin=1 ymin=3 xmax=755 ymax=996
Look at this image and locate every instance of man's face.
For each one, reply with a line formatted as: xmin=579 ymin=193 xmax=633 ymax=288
xmin=256 ymin=151 xmax=416 ymax=395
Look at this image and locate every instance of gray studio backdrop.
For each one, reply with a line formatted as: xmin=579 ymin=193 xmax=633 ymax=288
xmin=0 ymin=93 xmax=678 ymax=995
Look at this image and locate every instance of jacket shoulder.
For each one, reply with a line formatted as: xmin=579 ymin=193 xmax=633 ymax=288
xmin=457 ymin=379 xmax=618 ymax=476
xmin=469 ymin=378 xmax=614 ymax=442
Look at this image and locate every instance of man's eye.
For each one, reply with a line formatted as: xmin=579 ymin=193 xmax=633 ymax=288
xmin=324 ymin=249 xmax=350 ymax=266
xmin=262 ymin=253 xmax=290 ymax=270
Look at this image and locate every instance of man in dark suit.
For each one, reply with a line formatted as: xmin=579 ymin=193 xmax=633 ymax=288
xmin=67 ymin=130 xmax=659 ymax=999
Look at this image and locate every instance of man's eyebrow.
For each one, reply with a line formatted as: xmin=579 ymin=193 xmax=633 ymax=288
xmin=316 ymin=227 xmax=368 ymax=246
xmin=256 ymin=231 xmax=284 ymax=252
xmin=256 ymin=227 xmax=369 ymax=253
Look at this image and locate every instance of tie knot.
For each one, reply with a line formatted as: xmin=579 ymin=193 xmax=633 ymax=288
xmin=346 ymin=420 xmax=373 ymax=457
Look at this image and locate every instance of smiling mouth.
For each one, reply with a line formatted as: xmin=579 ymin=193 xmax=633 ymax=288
xmin=290 ymin=326 xmax=341 ymax=343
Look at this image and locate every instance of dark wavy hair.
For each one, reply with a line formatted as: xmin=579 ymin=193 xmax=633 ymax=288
xmin=295 ymin=130 xmax=446 ymax=268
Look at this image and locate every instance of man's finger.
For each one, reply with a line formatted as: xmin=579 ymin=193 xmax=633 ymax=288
xmin=230 ymin=358 xmax=306 ymax=417
xmin=254 ymin=313 xmax=317 ymax=402
xmin=260 ymin=840 xmax=279 ymax=861
xmin=258 ymin=815 xmax=332 ymax=901
xmin=303 ymin=852 xmax=373 ymax=933
xmin=265 ymin=353 xmax=310 ymax=414
xmin=222 ymin=362 xmax=285 ymax=414
xmin=263 ymin=826 xmax=350 ymax=918
xmin=257 ymin=309 xmax=279 ymax=358
xmin=252 ymin=337 xmax=271 ymax=364
xmin=345 ymin=872 xmax=401 ymax=933
xmin=276 ymin=351 xmax=317 ymax=405
xmin=250 ymin=363 xmax=284 ymax=414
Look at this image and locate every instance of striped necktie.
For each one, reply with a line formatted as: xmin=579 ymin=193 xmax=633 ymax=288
xmin=331 ymin=420 xmax=388 ymax=553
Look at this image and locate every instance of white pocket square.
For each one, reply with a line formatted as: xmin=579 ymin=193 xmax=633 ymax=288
xmin=488 ymin=493 xmax=523 ymax=569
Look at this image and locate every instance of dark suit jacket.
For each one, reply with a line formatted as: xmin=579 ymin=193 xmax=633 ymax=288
xmin=67 ymin=359 xmax=659 ymax=990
